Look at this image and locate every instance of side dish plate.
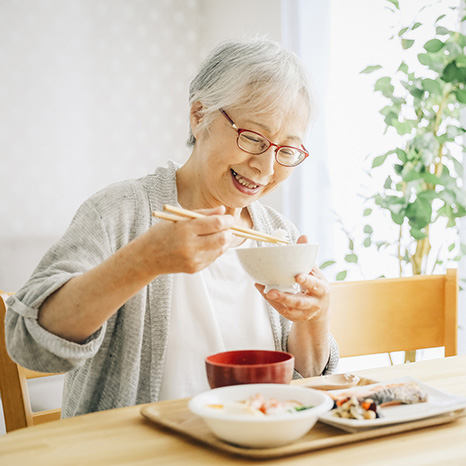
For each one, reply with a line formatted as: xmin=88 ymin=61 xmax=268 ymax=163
xmin=318 ymin=376 xmax=466 ymax=433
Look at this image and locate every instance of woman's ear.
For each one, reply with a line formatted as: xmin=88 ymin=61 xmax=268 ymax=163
xmin=190 ymin=101 xmax=204 ymax=140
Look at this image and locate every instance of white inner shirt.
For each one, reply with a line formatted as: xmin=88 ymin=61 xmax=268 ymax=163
xmin=158 ymin=239 xmax=276 ymax=401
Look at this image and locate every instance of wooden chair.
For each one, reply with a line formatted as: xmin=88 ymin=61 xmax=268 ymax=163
xmin=329 ymin=269 xmax=458 ymax=359
xmin=0 ymin=291 xmax=61 ymax=432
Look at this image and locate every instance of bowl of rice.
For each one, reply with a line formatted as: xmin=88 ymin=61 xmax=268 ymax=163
xmin=236 ymin=238 xmax=319 ymax=293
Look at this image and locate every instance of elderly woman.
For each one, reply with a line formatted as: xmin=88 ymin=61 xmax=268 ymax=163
xmin=6 ymin=37 xmax=338 ymax=417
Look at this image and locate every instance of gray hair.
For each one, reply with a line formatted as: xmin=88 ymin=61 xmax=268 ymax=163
xmin=187 ymin=37 xmax=315 ymax=146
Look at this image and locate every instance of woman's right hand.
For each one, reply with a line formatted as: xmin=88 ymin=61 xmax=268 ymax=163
xmin=139 ymin=205 xmax=235 ymax=276
xmin=38 ymin=205 xmax=235 ymax=343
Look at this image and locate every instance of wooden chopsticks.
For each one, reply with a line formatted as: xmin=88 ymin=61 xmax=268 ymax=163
xmin=151 ymin=204 xmax=290 ymax=244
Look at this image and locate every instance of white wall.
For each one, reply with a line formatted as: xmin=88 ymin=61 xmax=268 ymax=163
xmin=200 ymin=0 xmax=282 ymax=51
xmin=1 ymin=0 xmax=202 ymax=290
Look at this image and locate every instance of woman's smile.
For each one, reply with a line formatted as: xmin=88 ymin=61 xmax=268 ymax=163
xmin=230 ymin=169 xmax=263 ymax=195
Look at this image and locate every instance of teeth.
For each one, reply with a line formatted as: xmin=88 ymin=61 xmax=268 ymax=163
xmin=232 ymin=170 xmax=259 ymax=189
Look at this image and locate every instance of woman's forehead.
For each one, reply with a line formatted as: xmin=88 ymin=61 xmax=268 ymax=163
xmin=235 ymin=101 xmax=310 ymax=136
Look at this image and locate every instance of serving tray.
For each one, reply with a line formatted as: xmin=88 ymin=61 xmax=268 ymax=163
xmin=140 ymin=386 xmax=466 ymax=460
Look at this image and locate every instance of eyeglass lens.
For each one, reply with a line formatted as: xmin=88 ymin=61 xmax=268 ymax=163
xmin=238 ymin=131 xmax=305 ymax=166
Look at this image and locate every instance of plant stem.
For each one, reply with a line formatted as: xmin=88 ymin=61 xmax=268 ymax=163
xmin=398 ymin=224 xmax=403 ymax=277
xmin=413 ymin=88 xmax=449 ymax=276
xmin=412 ymin=225 xmax=431 ymax=275
xmin=433 ymin=94 xmax=449 ymax=136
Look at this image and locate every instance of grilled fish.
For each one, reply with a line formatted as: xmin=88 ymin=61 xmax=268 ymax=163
xmin=332 ymin=381 xmax=428 ymax=407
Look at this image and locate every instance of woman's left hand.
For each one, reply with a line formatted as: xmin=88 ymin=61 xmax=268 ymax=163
xmin=254 ymin=236 xmax=330 ymax=323
xmin=255 ymin=235 xmax=331 ymax=376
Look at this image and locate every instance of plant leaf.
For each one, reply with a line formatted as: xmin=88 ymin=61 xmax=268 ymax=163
xmin=393 ymin=119 xmax=414 ymax=135
xmin=417 ymin=53 xmax=431 ymax=67
xmin=458 ymin=34 xmax=466 ymax=49
xmin=406 ymin=197 xmax=432 ymax=229
xmin=345 ymin=254 xmax=358 ymax=264
xmin=410 ymin=227 xmax=427 ymax=240
xmin=386 ymin=0 xmax=399 ymax=9
xmin=364 ymin=225 xmax=374 ymax=234
xmin=396 ymin=148 xmax=408 ymax=162
xmin=455 ymin=88 xmax=466 ymax=104
xmin=435 ymin=14 xmax=446 ymax=23
xmin=372 ymin=154 xmax=388 ymax=168
xmin=442 ymin=61 xmax=466 ymax=83
xmin=336 ymin=271 xmax=347 ymax=281
xmin=397 ymin=61 xmax=409 ymax=74
xmin=398 ymin=26 xmax=409 ymax=37
xmin=374 ymin=76 xmax=395 ymax=97
xmin=409 ymin=87 xmax=424 ymax=99
xmin=457 ymin=54 xmax=466 ymax=67
xmin=402 ymin=39 xmax=415 ymax=50
xmin=423 ymin=38 xmax=444 ymax=53
xmin=391 ymin=212 xmax=405 ymax=225
xmin=320 ymin=260 xmax=336 ymax=269
xmin=422 ymin=78 xmax=442 ymax=95
xmin=361 ymin=65 xmax=382 ymax=74
xmin=450 ymin=154 xmax=464 ymax=178
xmin=436 ymin=26 xmax=449 ymax=35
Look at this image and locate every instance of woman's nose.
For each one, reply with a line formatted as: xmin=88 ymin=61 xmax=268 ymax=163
xmin=249 ymin=146 xmax=276 ymax=176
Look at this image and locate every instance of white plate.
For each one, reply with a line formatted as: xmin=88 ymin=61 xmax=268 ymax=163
xmin=318 ymin=376 xmax=466 ymax=433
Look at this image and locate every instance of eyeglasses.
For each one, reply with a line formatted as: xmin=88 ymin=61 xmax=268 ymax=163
xmin=219 ymin=109 xmax=309 ymax=168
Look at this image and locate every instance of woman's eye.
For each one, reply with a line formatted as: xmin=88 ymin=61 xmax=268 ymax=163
xmin=244 ymin=134 xmax=261 ymax=144
xmin=280 ymin=148 xmax=295 ymax=156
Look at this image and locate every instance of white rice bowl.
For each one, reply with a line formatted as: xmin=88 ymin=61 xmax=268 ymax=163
xmin=236 ymin=243 xmax=319 ymax=293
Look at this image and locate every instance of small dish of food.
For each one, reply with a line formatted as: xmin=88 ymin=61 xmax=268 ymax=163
xmin=319 ymin=376 xmax=466 ymax=432
xmin=188 ymin=383 xmax=333 ymax=448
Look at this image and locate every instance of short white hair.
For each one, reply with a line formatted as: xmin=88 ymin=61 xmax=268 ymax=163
xmin=187 ymin=37 xmax=315 ymax=146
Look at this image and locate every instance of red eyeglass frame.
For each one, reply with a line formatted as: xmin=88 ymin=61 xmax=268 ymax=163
xmin=219 ymin=108 xmax=309 ymax=167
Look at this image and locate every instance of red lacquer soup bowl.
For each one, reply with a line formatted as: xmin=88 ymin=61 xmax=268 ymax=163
xmin=205 ymin=349 xmax=295 ymax=389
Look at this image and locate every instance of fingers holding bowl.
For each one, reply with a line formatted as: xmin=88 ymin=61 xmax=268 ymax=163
xmin=296 ymin=268 xmax=330 ymax=298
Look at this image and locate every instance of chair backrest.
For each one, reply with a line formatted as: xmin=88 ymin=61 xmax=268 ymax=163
xmin=329 ymin=269 xmax=458 ymax=358
xmin=0 ymin=291 xmax=61 ymax=432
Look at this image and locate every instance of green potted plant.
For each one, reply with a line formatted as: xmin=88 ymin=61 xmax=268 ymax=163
xmin=323 ymin=0 xmax=466 ymax=282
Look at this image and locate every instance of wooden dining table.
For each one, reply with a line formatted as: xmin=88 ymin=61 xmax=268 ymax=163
xmin=1 ymin=355 xmax=465 ymax=465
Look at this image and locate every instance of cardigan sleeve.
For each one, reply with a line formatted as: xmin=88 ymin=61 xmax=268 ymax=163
xmin=5 ymin=197 xmax=115 ymax=373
